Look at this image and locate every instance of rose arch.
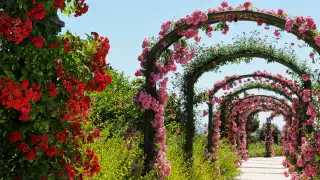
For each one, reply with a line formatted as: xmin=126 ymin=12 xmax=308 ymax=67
xmin=180 ymin=42 xmax=311 ymax=157
xmin=134 ymin=1 xmax=320 ymax=177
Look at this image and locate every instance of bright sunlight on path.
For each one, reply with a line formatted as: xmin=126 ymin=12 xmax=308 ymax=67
xmin=236 ymin=157 xmax=289 ymax=180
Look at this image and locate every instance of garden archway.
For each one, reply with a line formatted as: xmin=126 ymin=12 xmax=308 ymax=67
xmin=135 ymin=2 xmax=320 ymax=176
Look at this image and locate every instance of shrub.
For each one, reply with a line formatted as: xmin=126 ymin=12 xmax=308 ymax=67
xmin=217 ymin=139 xmax=241 ymax=180
xmin=88 ymin=69 xmax=143 ymax=136
xmin=0 ymin=1 xmax=111 ymax=179
xmin=85 ymin=129 xmax=144 ymax=180
xmin=192 ymin=135 xmax=219 ymax=180
xmin=166 ymin=133 xmax=191 ymax=180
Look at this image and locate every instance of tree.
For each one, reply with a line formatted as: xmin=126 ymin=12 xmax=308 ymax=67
xmin=164 ymin=93 xmax=186 ymax=134
xmin=88 ymin=68 xmax=143 ymax=137
xmin=246 ymin=113 xmax=260 ymax=144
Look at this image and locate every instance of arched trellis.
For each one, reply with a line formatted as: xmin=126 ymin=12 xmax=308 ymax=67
xmin=207 ymin=94 xmax=292 ymax=153
xmin=193 ymin=71 xmax=299 ymax=153
xmin=214 ymin=81 xmax=304 ymax=159
xmin=136 ymin=2 xmax=320 ymax=175
xmin=215 ymin=82 xmax=294 ymax=134
xmin=225 ymin=99 xmax=291 ymax=159
xmin=239 ymin=95 xmax=291 ymax=110
xmin=180 ymin=42 xmax=312 ymax=158
xmin=195 ymin=72 xmax=303 ymax=105
xmin=238 ymin=106 xmax=289 ymax=157
xmin=213 ymin=81 xmax=304 ymax=162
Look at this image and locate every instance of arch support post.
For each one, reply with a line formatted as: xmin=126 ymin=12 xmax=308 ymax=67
xmin=185 ymin=79 xmax=195 ymax=159
xmin=143 ymin=110 xmax=156 ymax=173
xmin=264 ymin=117 xmax=273 ymax=157
xmin=207 ymin=102 xmax=213 ymax=153
xmin=142 ymin=54 xmax=158 ymax=174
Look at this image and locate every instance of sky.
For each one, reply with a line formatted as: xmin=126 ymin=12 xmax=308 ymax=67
xmin=59 ymin=0 xmax=320 ymax=132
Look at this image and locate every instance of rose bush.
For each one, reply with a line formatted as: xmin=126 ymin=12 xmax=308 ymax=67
xmin=0 ymin=0 xmax=112 ymax=179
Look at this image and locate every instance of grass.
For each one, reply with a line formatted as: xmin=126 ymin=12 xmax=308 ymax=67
xmin=248 ymin=141 xmax=283 ymax=157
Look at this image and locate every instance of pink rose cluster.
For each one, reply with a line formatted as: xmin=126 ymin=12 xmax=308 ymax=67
xmin=211 ymin=111 xmax=221 ymax=159
xmin=133 ymin=78 xmax=171 ymax=176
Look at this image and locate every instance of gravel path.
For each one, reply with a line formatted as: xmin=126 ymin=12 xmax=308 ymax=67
xmin=236 ymin=157 xmax=290 ymax=180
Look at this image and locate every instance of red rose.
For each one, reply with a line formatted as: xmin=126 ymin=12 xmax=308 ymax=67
xmin=28 ymin=4 xmax=46 ymax=20
xmin=52 ymin=0 xmax=64 ymax=9
xmin=56 ymin=132 xmax=66 ymax=142
xmin=86 ymin=148 xmax=94 ymax=160
xmin=63 ymin=43 xmax=73 ymax=53
xmin=46 ymin=146 xmax=57 ymax=158
xmin=31 ymin=36 xmax=45 ymax=48
xmin=16 ymin=142 xmax=30 ymax=153
xmin=21 ymin=80 xmax=29 ymax=90
xmin=19 ymin=113 xmax=31 ymax=121
xmin=58 ymin=149 xmax=65 ymax=157
xmin=46 ymin=82 xmax=58 ymax=97
xmin=30 ymin=134 xmax=42 ymax=145
xmin=94 ymin=128 xmax=100 ymax=138
xmin=9 ymin=132 xmax=22 ymax=143
xmin=34 ymin=146 xmax=41 ymax=152
xmin=26 ymin=150 xmax=37 ymax=161
xmin=49 ymin=42 xmax=59 ymax=48
xmin=48 ymin=89 xmax=57 ymax=97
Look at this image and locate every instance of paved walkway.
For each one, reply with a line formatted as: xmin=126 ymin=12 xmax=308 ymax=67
xmin=236 ymin=157 xmax=289 ymax=180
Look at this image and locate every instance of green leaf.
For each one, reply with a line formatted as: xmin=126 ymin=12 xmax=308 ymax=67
xmin=47 ymin=174 xmax=56 ymax=180
xmin=52 ymin=110 xmax=58 ymax=117
xmin=42 ymin=93 xmax=49 ymax=102
xmin=41 ymin=120 xmax=50 ymax=130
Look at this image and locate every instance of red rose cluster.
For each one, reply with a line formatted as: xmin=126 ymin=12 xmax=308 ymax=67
xmin=0 ymin=78 xmax=42 ymax=121
xmin=9 ymin=131 xmax=63 ymax=162
xmin=0 ymin=13 xmax=32 ymax=44
xmin=0 ymin=0 xmax=85 ymax=46
xmin=75 ymin=0 xmax=89 ymax=17
xmin=87 ymin=32 xmax=112 ymax=92
xmin=83 ymin=149 xmax=100 ymax=177
xmin=45 ymin=32 xmax=111 ymax=178
xmin=2 ymin=1 xmax=108 ymax=179
xmin=46 ymin=82 xmax=58 ymax=97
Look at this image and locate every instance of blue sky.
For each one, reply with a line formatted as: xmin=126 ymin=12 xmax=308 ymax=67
xmin=59 ymin=0 xmax=320 ymax=131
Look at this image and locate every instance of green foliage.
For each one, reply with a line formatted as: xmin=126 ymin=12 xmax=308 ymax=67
xmin=217 ymin=139 xmax=241 ymax=180
xmin=83 ymin=122 xmax=240 ymax=180
xmin=85 ymin=129 xmax=144 ymax=180
xmin=180 ymin=33 xmax=310 ymax=90
xmin=88 ymin=69 xmax=143 ymax=136
xmin=248 ymin=142 xmax=282 ymax=157
xmin=164 ymin=94 xmax=185 ymax=128
xmin=166 ymin=133 xmax=191 ymax=180
xmin=191 ymin=135 xmax=218 ymax=180
xmin=246 ymin=113 xmax=260 ymax=141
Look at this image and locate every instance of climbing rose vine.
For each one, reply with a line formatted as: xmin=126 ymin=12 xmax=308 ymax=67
xmin=0 ymin=0 xmax=111 ymax=179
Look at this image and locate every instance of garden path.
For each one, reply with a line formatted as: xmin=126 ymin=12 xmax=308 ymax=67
xmin=236 ymin=156 xmax=289 ymax=180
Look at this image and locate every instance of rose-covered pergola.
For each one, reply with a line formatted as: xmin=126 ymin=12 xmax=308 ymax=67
xmin=134 ymin=1 xmax=320 ymax=178
xmin=208 ymin=94 xmax=292 ymax=160
xmin=196 ymin=71 xmax=298 ymax=152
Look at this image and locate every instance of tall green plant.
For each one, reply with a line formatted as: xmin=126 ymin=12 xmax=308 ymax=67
xmin=88 ymin=69 xmax=143 ymax=136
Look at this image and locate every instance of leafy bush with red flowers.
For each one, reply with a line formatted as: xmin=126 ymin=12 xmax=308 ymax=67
xmin=0 ymin=0 xmax=112 ymax=179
